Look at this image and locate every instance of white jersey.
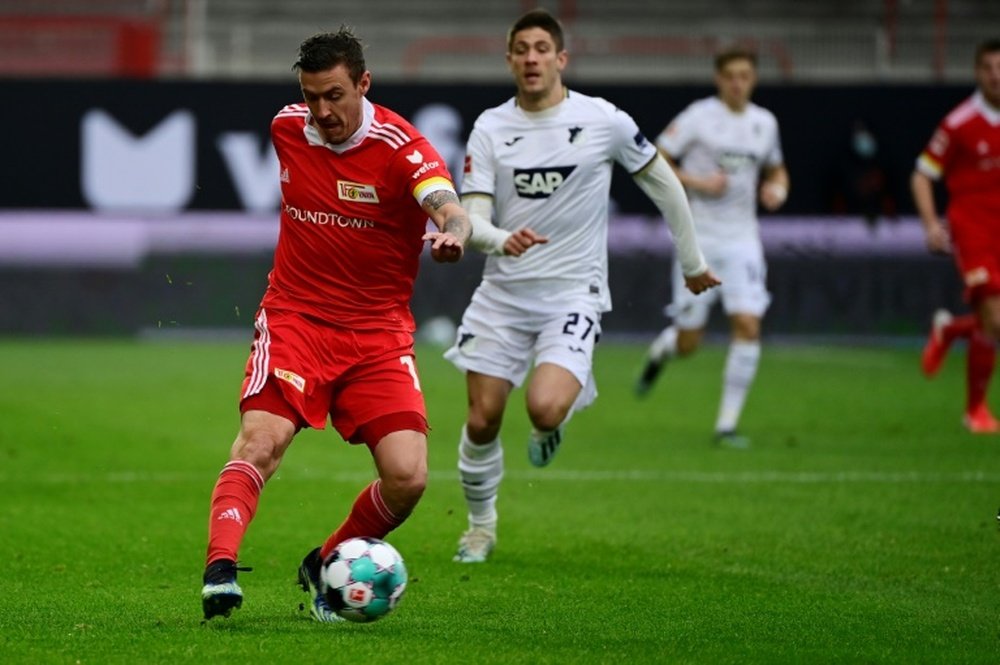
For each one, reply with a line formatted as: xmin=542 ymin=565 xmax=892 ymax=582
xmin=461 ymin=90 xmax=658 ymax=312
xmin=657 ymin=96 xmax=783 ymax=247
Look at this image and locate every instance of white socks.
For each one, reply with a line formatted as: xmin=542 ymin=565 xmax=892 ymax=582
xmin=715 ymin=340 xmax=761 ymax=433
xmin=649 ymin=326 xmax=678 ymax=361
xmin=457 ymin=425 xmax=503 ymax=532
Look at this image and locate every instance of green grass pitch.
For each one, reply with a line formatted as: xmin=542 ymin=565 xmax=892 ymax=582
xmin=0 ymin=338 xmax=997 ymax=663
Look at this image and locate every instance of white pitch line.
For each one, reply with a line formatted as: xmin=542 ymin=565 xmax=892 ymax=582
xmin=500 ymin=469 xmax=1000 ymax=483
xmin=1 ymin=469 xmax=999 ymax=485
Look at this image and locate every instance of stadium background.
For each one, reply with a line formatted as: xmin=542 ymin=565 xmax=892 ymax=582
xmin=3 ymin=4 xmax=1000 ymax=662
xmin=0 ymin=0 xmax=997 ymax=338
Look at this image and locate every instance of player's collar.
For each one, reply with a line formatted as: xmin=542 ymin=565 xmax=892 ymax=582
xmin=302 ymin=98 xmax=376 ymax=153
xmin=715 ymin=95 xmax=749 ymax=115
xmin=515 ymin=87 xmax=568 ymax=119
xmin=973 ymin=90 xmax=1000 ymax=125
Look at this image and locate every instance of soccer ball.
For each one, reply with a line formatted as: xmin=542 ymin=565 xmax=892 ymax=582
xmin=321 ymin=537 xmax=408 ymax=623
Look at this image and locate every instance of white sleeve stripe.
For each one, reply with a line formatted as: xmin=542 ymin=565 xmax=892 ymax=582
xmin=368 ymin=127 xmax=405 ymax=149
xmin=368 ymin=133 xmax=404 ymax=149
xmin=378 ymin=121 xmax=410 ymax=143
xmin=372 ymin=120 xmax=410 ymax=144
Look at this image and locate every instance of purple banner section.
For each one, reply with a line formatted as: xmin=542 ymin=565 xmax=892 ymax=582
xmin=0 ymin=211 xmax=927 ymax=267
xmin=611 ymin=215 xmax=928 ymax=257
xmin=0 ymin=211 xmax=278 ymax=268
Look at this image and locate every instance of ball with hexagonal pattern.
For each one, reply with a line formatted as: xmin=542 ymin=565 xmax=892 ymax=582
xmin=321 ymin=537 xmax=407 ymax=622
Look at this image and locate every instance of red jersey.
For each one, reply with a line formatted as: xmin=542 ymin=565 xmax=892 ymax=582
xmin=916 ymin=91 xmax=1000 ymax=225
xmin=263 ymin=98 xmax=455 ymax=332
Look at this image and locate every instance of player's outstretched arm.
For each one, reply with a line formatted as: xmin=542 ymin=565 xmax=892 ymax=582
xmin=461 ymin=194 xmax=548 ymax=257
xmin=683 ymin=270 xmax=721 ymax=295
xmin=759 ymin=164 xmax=789 ymax=211
xmin=422 ymin=190 xmax=471 ymax=263
xmin=634 ymin=154 xmax=720 ymax=294
xmin=660 ymin=148 xmax=727 ymax=196
xmin=503 ymin=228 xmax=549 ymax=257
xmin=910 ymin=170 xmax=951 ymax=255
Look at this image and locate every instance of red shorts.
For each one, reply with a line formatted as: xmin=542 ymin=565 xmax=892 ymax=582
xmin=239 ymin=307 xmax=428 ymax=445
xmin=950 ymin=212 xmax=1000 ymax=305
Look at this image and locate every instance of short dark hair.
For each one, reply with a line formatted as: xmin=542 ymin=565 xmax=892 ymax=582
xmin=293 ymin=27 xmax=366 ymax=83
xmin=507 ymin=8 xmax=565 ymax=53
xmin=714 ymin=46 xmax=758 ymax=71
xmin=975 ymin=38 xmax=1000 ymax=66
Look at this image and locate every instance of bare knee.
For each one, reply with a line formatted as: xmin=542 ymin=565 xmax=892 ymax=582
xmin=466 ymin=379 xmax=510 ymax=443
xmin=373 ymin=431 xmax=428 ymax=517
xmin=467 ymin=408 xmax=503 ymax=443
xmin=731 ymin=314 xmax=762 ymax=342
xmin=676 ymin=328 xmax=703 ymax=356
xmin=229 ymin=416 xmax=295 ymax=480
xmin=379 ymin=462 xmax=427 ymax=518
xmin=979 ymin=322 xmax=1000 ymax=343
xmin=979 ymin=303 xmax=1000 ymax=341
xmin=525 ymin=364 xmax=581 ymax=431
xmin=526 ymin=393 xmax=573 ymax=431
xmin=383 ymin=467 xmax=427 ymax=502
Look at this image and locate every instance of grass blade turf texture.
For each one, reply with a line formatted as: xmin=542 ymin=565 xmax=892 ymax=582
xmin=0 ymin=339 xmax=997 ymax=663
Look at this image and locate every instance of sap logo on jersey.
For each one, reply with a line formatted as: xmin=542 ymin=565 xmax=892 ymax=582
xmin=717 ymin=151 xmax=758 ymax=173
xmin=513 ymin=166 xmax=576 ymax=199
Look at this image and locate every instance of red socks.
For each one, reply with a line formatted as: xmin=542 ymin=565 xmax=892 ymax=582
xmin=320 ymin=480 xmax=403 ymax=559
xmin=205 ymin=460 xmax=264 ymax=566
xmin=934 ymin=314 xmax=995 ymax=413
xmin=205 ymin=465 xmax=403 ymax=566
xmin=967 ymin=326 xmax=996 ymax=412
xmin=943 ymin=314 xmax=977 ymax=345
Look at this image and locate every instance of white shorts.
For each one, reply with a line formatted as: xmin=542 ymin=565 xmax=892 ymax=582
xmin=444 ymin=281 xmax=602 ymax=410
xmin=669 ymin=240 xmax=771 ymax=329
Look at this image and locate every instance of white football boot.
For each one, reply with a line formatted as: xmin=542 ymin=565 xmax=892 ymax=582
xmin=453 ymin=527 xmax=496 ymax=563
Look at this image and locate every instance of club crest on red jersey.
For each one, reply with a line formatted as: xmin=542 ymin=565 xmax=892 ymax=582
xmin=274 ymin=368 xmax=306 ymax=392
xmin=965 ymin=267 xmax=990 ymax=287
xmin=337 ymin=180 xmax=380 ymax=204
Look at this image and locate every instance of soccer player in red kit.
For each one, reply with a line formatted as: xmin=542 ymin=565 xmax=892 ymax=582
xmin=200 ymin=28 xmax=471 ymax=622
xmin=912 ymin=38 xmax=1000 ymax=433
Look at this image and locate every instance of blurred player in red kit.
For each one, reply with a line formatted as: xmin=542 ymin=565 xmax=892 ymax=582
xmin=912 ymin=38 xmax=1000 ymax=433
xmin=199 ymin=27 xmax=471 ymax=621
